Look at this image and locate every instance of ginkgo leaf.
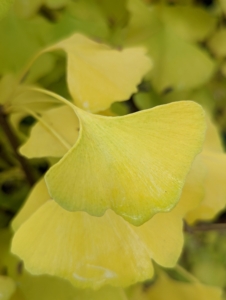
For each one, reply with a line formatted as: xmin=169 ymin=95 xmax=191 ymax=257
xmin=0 ymin=74 xmax=18 ymax=105
xmin=45 ymin=101 xmax=205 ymax=226
xmin=46 ymin=0 xmax=69 ymax=9
xmin=0 ymin=276 xmax=16 ymax=300
xmin=208 ymin=28 xmax=226 ymax=58
xmin=1 ymin=229 xmax=127 ymax=300
xmin=186 ymin=152 xmax=226 ymax=224
xmin=45 ymin=33 xmax=151 ymax=112
xmin=219 ymin=0 xmax=226 ymax=15
xmin=19 ymin=105 xmax=79 ymax=158
xmin=146 ymin=28 xmax=215 ymax=92
xmin=18 ymin=271 xmax=127 ymax=300
xmin=11 ymin=89 xmax=59 ymax=112
xmin=11 ymin=178 xmax=50 ymax=231
xmin=14 ymin=0 xmax=43 ymax=18
xmin=125 ymin=0 xmax=216 ymax=92
xmin=11 ymin=153 xmax=204 ymax=289
xmin=159 ymin=5 xmax=216 ymax=43
xmin=130 ymin=271 xmax=222 ymax=300
xmin=0 ymin=0 xmax=13 ymax=20
xmin=185 ymin=117 xmax=226 ymax=224
xmin=11 ymin=200 xmax=183 ymax=289
xmin=0 ymin=11 xmax=52 ymax=73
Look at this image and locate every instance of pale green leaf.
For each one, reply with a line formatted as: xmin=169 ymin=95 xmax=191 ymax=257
xmin=160 ymin=5 xmax=216 ymax=42
xmin=126 ymin=0 xmax=216 ymax=92
xmin=0 ymin=0 xmax=14 ymax=20
xmin=208 ymin=28 xmax=226 ymax=58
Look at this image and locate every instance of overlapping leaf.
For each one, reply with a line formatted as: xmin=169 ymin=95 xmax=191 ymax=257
xmin=44 ymin=101 xmax=205 ymax=226
xmin=19 ymin=105 xmax=79 ymax=158
xmin=208 ymin=28 xmax=226 ymax=58
xmin=130 ymin=271 xmax=222 ymax=300
xmin=0 ymin=229 xmax=127 ymax=300
xmin=159 ymin=5 xmax=216 ymax=43
xmin=0 ymin=11 xmax=52 ymax=73
xmin=11 ymin=170 xmax=204 ymax=289
xmin=45 ymin=33 xmax=151 ymax=112
xmin=186 ymin=117 xmax=226 ymax=224
xmin=0 ymin=276 xmax=16 ymax=300
xmin=125 ymin=0 xmax=216 ymax=92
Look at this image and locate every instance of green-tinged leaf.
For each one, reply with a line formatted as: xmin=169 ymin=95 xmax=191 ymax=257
xmin=18 ymin=272 xmax=127 ymax=300
xmin=19 ymin=105 xmax=79 ymax=158
xmin=148 ymin=28 xmax=215 ymax=92
xmin=46 ymin=33 xmax=151 ymax=112
xmin=95 ymin=0 xmax=128 ymax=28
xmin=23 ymin=53 xmax=56 ymax=84
xmin=45 ymin=101 xmax=205 ymax=226
xmin=10 ymin=89 xmax=59 ymax=112
xmin=133 ymin=91 xmax=160 ymax=110
xmin=0 ymin=11 xmax=52 ymax=73
xmin=159 ymin=5 xmax=216 ymax=42
xmin=219 ymin=0 xmax=226 ymax=15
xmin=130 ymin=271 xmax=222 ymax=300
xmin=110 ymin=102 xmax=130 ymax=116
xmin=13 ymin=0 xmax=43 ymax=18
xmin=46 ymin=1 xmax=109 ymax=46
xmin=0 ymin=0 xmax=14 ymax=20
xmin=126 ymin=0 xmax=216 ymax=92
xmin=46 ymin=0 xmax=69 ymax=9
xmin=208 ymin=28 xmax=226 ymax=58
xmin=125 ymin=0 xmax=161 ymax=45
xmin=0 ymin=276 xmax=16 ymax=300
xmin=0 ymin=74 xmax=17 ymax=105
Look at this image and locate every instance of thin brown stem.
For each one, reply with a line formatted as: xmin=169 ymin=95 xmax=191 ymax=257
xmin=184 ymin=221 xmax=226 ymax=233
xmin=0 ymin=105 xmax=36 ymax=187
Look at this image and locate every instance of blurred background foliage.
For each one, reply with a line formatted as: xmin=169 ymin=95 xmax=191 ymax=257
xmin=1 ymin=0 xmax=226 ymax=298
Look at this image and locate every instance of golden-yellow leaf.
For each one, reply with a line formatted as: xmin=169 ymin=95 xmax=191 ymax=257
xmin=45 ymin=101 xmax=206 ymax=226
xmin=46 ymin=33 xmax=151 ymax=112
xmin=12 ymin=164 xmax=204 ymax=289
xmin=19 ymin=105 xmax=79 ymax=158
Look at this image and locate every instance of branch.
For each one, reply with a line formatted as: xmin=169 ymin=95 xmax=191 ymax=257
xmin=184 ymin=221 xmax=226 ymax=233
xmin=0 ymin=105 xmax=36 ymax=187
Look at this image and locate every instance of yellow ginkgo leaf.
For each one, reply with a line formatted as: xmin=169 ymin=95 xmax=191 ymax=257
xmin=11 ymin=154 xmax=204 ymax=289
xmin=11 ymin=89 xmax=59 ymax=113
xmin=11 ymin=199 xmax=183 ymax=289
xmin=11 ymin=178 xmax=50 ymax=231
xmin=45 ymin=101 xmax=205 ymax=226
xmin=19 ymin=105 xmax=79 ymax=158
xmin=1 ymin=229 xmax=127 ymax=300
xmin=186 ymin=152 xmax=226 ymax=224
xmin=185 ymin=117 xmax=226 ymax=224
xmin=0 ymin=276 xmax=16 ymax=300
xmin=130 ymin=271 xmax=222 ymax=300
xmin=45 ymin=33 xmax=151 ymax=112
